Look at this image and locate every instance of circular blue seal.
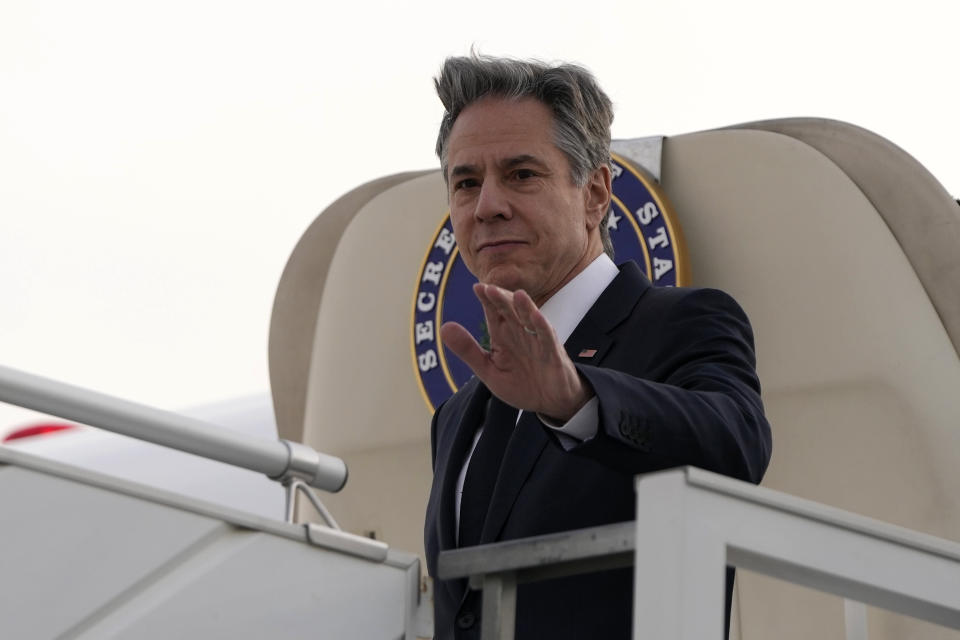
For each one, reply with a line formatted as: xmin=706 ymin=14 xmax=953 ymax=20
xmin=411 ymin=152 xmax=688 ymax=411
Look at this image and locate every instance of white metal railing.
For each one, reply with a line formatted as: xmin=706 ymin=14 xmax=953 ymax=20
xmin=439 ymin=467 xmax=960 ymax=639
xmin=0 ymin=364 xmax=347 ymax=493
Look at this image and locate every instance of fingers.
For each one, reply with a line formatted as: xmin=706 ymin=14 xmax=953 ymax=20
xmin=475 ymin=283 xmax=560 ymax=354
xmin=473 ymin=283 xmax=522 ymax=328
xmin=439 ymin=321 xmax=491 ymax=377
xmin=513 ymin=289 xmax=556 ymax=351
xmin=449 ymin=284 xmax=583 ymax=415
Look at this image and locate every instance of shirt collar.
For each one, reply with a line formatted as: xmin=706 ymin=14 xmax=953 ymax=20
xmin=539 ymin=254 xmax=619 ymax=345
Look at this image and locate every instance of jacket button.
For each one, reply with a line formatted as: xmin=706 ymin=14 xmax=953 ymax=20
xmin=456 ymin=612 xmax=477 ymax=629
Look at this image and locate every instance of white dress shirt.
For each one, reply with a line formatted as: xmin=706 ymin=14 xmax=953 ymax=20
xmin=454 ymin=254 xmax=620 ymax=533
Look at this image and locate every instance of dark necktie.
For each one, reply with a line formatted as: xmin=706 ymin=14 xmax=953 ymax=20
xmin=458 ymin=396 xmax=518 ymax=548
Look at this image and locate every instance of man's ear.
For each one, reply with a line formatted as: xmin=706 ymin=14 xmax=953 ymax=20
xmin=583 ymin=165 xmax=612 ymax=230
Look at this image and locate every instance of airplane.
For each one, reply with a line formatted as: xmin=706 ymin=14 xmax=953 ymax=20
xmin=2 ymin=117 xmax=959 ymax=639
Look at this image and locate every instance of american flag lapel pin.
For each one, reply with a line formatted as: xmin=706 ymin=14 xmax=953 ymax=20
xmin=577 ymin=348 xmax=597 ymax=358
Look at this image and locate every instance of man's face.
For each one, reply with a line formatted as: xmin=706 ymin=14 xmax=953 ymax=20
xmin=446 ymin=97 xmax=610 ymax=306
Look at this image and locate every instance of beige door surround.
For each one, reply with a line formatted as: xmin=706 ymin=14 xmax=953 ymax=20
xmin=269 ymin=120 xmax=960 ymax=639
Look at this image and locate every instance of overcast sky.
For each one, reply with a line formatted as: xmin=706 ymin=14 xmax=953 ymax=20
xmin=2 ymin=0 xmax=957 ymax=432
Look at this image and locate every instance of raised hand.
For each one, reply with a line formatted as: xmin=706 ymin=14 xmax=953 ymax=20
xmin=439 ymin=282 xmax=593 ymax=422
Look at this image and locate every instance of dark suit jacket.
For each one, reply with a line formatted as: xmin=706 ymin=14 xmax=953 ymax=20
xmin=424 ymin=261 xmax=772 ymax=639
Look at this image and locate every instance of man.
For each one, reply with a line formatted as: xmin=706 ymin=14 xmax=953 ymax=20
xmin=424 ymin=54 xmax=772 ymax=639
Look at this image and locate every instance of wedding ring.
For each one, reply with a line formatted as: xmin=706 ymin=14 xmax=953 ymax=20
xmin=523 ymin=326 xmax=538 ymax=335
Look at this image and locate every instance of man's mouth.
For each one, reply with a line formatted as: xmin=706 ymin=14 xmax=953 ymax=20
xmin=477 ymin=240 xmax=526 ymax=252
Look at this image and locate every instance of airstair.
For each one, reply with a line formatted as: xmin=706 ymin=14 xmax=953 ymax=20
xmin=3 ymin=363 xmax=960 ymax=639
xmin=0 ymin=364 xmax=428 ymax=639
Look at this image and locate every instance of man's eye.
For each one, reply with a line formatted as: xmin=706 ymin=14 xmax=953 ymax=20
xmin=454 ymin=178 xmax=478 ymax=190
xmin=514 ymin=169 xmax=537 ymax=180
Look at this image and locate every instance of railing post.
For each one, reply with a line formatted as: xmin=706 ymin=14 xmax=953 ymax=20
xmin=844 ymin=599 xmax=868 ymax=640
xmin=480 ymin=572 xmax=517 ymax=640
xmin=633 ymin=472 xmax=727 ymax=639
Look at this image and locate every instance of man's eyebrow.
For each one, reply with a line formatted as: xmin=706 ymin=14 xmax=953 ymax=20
xmin=449 ymin=164 xmax=477 ymax=179
xmin=502 ymin=154 xmax=549 ymax=170
xmin=449 ymin=155 xmax=548 ymax=179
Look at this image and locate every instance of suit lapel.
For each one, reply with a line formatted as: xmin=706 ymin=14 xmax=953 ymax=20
xmin=432 ymin=380 xmax=490 ymax=607
xmin=564 ymin=315 xmax=614 ymax=365
xmin=582 ymin=261 xmax=651 ymax=334
xmin=479 ymin=409 xmax=548 ymax=543
xmin=437 ymin=381 xmax=490 ymax=552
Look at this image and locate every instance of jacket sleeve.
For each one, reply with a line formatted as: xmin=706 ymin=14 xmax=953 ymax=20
xmin=565 ymin=287 xmax=772 ymax=484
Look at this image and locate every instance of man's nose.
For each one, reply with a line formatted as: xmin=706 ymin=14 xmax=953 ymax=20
xmin=474 ymin=180 xmax=511 ymax=222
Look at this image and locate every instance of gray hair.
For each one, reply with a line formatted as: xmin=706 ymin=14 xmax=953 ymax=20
xmin=434 ymin=54 xmax=615 ymax=258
